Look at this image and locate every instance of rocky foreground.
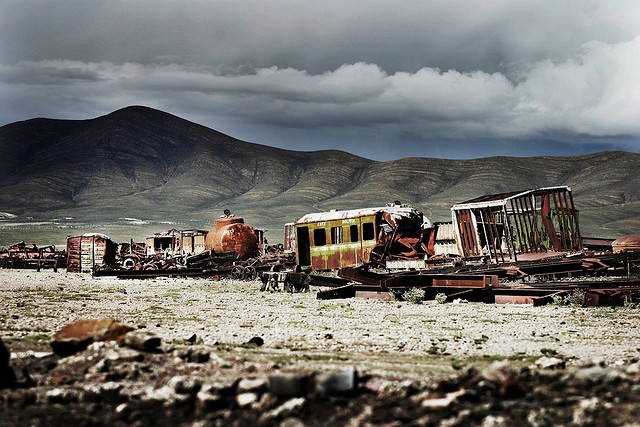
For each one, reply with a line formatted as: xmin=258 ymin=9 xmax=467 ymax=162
xmin=1 ymin=270 xmax=640 ymax=425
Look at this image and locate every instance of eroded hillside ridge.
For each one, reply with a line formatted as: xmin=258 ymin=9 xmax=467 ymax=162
xmin=0 ymin=106 xmax=638 ymax=238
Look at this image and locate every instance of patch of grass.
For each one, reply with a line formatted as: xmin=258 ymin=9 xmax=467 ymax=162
xmin=101 ymin=286 xmax=129 ymax=294
xmin=34 ymin=287 xmax=62 ymax=299
xmin=452 ymin=353 xmax=539 ymax=370
xmin=22 ymin=333 xmax=50 ymax=344
xmin=541 ymin=348 xmax=562 ymax=357
xmin=269 ymin=352 xmax=350 ymax=364
xmin=401 ymin=288 xmax=426 ymax=304
xmin=552 ymin=289 xmax=587 ymax=307
xmin=61 ymin=292 xmax=99 ymax=301
xmin=174 ymin=316 xmax=203 ymax=322
xmin=383 ymin=314 xmax=401 ymax=324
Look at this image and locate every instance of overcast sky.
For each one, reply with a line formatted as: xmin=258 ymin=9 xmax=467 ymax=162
xmin=1 ymin=0 xmax=639 ymax=160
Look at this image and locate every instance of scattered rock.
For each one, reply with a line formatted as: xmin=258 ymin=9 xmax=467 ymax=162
xmin=572 ymin=365 xmax=610 ymax=383
xmin=168 ymin=375 xmax=202 ymax=395
xmin=269 ymin=373 xmax=306 ymax=397
xmin=0 ymin=339 xmax=34 ymax=389
xmin=173 ymin=348 xmax=210 ymax=363
xmin=236 ymin=392 xmax=258 ymax=407
xmin=264 ymin=397 xmax=306 ymax=420
xmin=196 ymin=389 xmax=225 ymax=411
xmin=123 ymin=330 xmax=162 ymax=352
xmin=315 ymin=367 xmax=356 ymax=395
xmin=247 ymin=336 xmax=264 ymax=347
xmin=0 ymin=338 xmax=9 ymax=368
xmin=237 ymin=377 xmax=267 ymax=393
xmin=535 ymin=356 xmax=566 ymax=370
xmin=51 ymin=319 xmax=134 ymax=357
xmin=420 ymin=389 xmax=465 ymax=409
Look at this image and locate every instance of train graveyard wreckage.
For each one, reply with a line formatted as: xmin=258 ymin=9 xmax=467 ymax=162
xmin=0 ymin=241 xmax=66 ymax=271
xmin=3 ymin=186 xmax=640 ymax=306
xmin=90 ymin=215 xmax=296 ymax=280
xmin=289 ymin=187 xmax=640 ymax=306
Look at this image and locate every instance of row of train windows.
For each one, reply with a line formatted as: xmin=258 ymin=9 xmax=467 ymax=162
xmin=312 ymin=222 xmax=375 ymax=246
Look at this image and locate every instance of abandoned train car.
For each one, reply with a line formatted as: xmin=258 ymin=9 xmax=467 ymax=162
xmin=451 ymin=186 xmax=583 ymax=263
xmin=292 ymin=187 xmax=585 ymax=272
xmin=293 ymin=204 xmax=430 ymax=271
xmin=145 ymin=229 xmax=208 ymax=257
xmin=66 ymin=233 xmax=117 ymax=273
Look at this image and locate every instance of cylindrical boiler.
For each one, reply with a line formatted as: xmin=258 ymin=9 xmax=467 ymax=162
xmin=205 ymin=217 xmax=258 ymax=260
xmin=612 ymin=233 xmax=640 ymax=252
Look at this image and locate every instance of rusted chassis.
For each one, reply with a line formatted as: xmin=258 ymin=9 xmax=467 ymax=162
xmin=316 ymin=251 xmax=640 ymax=306
xmin=0 ymin=241 xmax=66 ymax=271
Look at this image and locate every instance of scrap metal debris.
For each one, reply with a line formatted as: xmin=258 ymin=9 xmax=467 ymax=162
xmin=0 ymin=241 xmax=66 ymax=271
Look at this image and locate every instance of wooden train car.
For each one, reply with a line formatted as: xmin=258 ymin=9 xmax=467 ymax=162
xmin=451 ymin=186 xmax=583 ymax=263
xmin=66 ymin=233 xmax=117 ymax=273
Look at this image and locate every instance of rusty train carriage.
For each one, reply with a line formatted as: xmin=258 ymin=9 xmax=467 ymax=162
xmin=66 ymin=233 xmax=117 ymax=273
xmin=145 ymin=229 xmax=208 ymax=257
xmin=451 ymin=186 xmax=583 ymax=263
xmin=294 ymin=205 xmax=427 ymax=271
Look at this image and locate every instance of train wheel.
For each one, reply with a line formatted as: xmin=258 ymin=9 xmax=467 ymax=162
xmin=231 ymin=266 xmax=245 ymax=280
xmin=244 ymin=266 xmax=258 ymax=281
xmin=122 ymin=258 xmax=136 ymax=269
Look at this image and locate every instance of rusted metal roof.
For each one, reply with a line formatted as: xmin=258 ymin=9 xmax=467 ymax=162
xmin=68 ymin=232 xmax=113 ymax=240
xmin=453 ymin=186 xmax=571 ymax=209
xmin=612 ymin=233 xmax=640 ymax=251
xmin=294 ymin=205 xmax=422 ymax=225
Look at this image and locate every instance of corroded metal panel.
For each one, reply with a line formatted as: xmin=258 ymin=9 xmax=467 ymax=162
xmin=67 ymin=233 xmax=114 ymax=273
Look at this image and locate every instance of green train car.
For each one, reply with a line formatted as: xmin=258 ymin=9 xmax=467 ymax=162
xmin=293 ymin=204 xmax=429 ymax=271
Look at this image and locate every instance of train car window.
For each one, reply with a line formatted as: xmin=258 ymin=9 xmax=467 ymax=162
xmin=313 ymin=228 xmax=327 ymax=246
xmin=362 ymin=222 xmax=375 ymax=240
xmin=350 ymin=225 xmax=359 ymax=242
xmin=330 ymin=226 xmax=343 ymax=244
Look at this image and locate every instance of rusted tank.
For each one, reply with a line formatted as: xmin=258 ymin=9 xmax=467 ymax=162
xmin=205 ymin=217 xmax=258 ymax=260
xmin=612 ymin=233 xmax=640 ymax=252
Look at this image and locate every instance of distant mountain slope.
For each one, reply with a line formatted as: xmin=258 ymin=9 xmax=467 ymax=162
xmin=0 ymin=106 xmax=638 ymax=242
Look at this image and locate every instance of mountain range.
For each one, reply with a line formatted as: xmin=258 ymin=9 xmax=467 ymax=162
xmin=1 ymin=106 xmax=638 ymax=244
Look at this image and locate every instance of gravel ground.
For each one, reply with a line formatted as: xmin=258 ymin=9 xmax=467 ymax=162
xmin=2 ymin=269 xmax=639 ymax=372
xmin=3 ymin=269 xmax=640 ymax=426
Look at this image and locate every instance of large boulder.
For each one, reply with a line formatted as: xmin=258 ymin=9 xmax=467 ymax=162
xmin=51 ymin=319 xmax=134 ymax=357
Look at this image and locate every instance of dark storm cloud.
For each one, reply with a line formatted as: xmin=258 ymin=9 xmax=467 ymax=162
xmin=1 ymin=61 xmax=104 ymax=85
xmin=1 ymin=0 xmax=639 ymax=159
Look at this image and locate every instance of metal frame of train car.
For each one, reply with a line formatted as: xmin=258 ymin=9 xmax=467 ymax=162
xmin=293 ymin=204 xmax=428 ymax=271
xmin=451 ymin=186 xmax=583 ymax=264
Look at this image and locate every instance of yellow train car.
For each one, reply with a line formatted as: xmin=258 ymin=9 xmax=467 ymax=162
xmin=294 ymin=204 xmax=428 ymax=271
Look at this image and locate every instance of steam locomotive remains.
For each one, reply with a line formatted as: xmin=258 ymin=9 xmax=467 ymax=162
xmin=3 ymin=186 xmax=640 ymax=306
